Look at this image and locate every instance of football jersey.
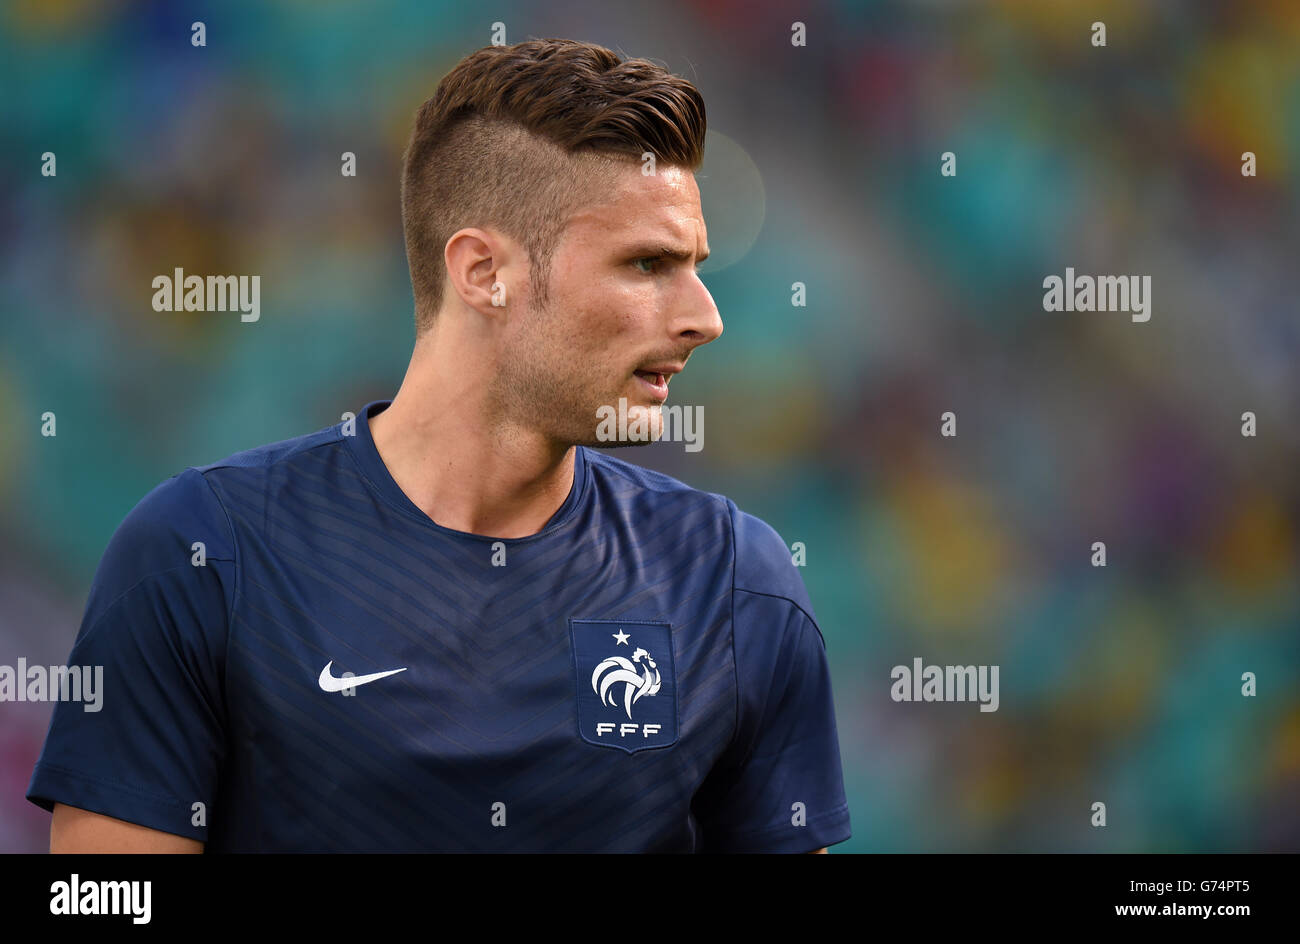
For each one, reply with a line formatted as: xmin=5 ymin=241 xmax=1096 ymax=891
xmin=27 ymin=399 xmax=851 ymax=852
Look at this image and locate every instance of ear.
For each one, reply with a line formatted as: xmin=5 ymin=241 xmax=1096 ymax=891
xmin=443 ymin=227 xmax=519 ymax=316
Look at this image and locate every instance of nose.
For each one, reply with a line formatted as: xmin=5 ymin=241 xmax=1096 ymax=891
xmin=674 ymin=272 xmax=723 ymax=348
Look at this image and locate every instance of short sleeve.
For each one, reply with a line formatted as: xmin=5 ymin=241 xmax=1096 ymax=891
xmin=26 ymin=467 xmax=235 ymax=843
xmin=691 ymin=503 xmax=852 ymax=853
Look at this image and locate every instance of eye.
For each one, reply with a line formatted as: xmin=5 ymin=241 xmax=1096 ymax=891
xmin=633 ymin=256 xmax=662 ymax=274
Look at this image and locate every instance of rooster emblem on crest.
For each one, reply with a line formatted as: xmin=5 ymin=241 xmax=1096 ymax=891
xmin=591 ymin=647 xmax=661 ymax=719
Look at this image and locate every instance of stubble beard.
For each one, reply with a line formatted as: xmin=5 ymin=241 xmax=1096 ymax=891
xmin=489 ymin=296 xmax=622 ymax=450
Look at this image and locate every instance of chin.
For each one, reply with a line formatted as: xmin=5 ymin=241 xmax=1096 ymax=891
xmin=587 ymin=396 xmax=664 ymax=448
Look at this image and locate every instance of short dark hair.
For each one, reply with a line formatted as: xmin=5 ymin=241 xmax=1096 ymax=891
xmin=400 ymin=38 xmax=707 ymax=334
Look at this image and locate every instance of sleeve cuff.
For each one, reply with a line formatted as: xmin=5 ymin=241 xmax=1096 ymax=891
xmin=26 ymin=762 xmax=208 ymax=842
xmin=706 ymin=803 xmax=851 ymax=853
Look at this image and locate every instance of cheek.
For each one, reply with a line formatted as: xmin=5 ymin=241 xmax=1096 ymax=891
xmin=568 ymin=281 xmax=648 ymax=347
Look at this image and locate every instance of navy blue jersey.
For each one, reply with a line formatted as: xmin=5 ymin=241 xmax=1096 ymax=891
xmin=27 ymin=400 xmax=851 ymax=852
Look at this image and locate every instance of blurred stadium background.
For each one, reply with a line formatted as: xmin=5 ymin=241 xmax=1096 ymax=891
xmin=1 ymin=0 xmax=1297 ymax=852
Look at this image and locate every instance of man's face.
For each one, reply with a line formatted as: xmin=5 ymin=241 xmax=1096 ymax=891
xmin=494 ymin=162 xmax=723 ymax=448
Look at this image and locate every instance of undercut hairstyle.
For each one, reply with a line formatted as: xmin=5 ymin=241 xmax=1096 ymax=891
xmin=400 ymin=38 xmax=707 ymax=335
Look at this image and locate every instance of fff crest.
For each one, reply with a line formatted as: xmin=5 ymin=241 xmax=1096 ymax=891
xmin=570 ymin=619 xmax=678 ymax=753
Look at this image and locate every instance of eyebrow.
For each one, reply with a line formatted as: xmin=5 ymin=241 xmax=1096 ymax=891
xmin=624 ymin=244 xmax=710 ymax=265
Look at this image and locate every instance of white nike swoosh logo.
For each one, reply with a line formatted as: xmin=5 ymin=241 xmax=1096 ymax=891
xmin=318 ymin=660 xmax=407 ymax=692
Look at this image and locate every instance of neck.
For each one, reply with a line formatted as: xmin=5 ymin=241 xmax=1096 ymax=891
xmin=369 ymin=324 xmax=576 ymax=539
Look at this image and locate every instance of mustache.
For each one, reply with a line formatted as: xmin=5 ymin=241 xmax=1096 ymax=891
xmin=634 ymin=353 xmax=692 ymax=369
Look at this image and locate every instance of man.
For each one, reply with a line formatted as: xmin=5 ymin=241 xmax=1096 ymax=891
xmin=28 ymin=38 xmax=851 ymax=853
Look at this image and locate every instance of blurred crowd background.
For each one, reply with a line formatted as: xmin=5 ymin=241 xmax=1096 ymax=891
xmin=2 ymin=0 xmax=1297 ymax=853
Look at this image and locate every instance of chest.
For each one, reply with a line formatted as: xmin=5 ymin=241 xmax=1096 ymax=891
xmin=221 ymin=568 xmax=736 ymax=850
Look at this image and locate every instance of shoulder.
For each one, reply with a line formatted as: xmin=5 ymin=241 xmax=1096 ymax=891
xmin=579 ymin=449 xmax=813 ymax=617
xmin=581 ymin=447 xmax=732 ymax=525
xmin=99 ymin=420 xmax=342 ymax=591
xmin=105 ymin=467 xmax=234 ymax=574
xmin=79 ymin=465 xmax=238 ymax=652
xmin=185 ymin=419 xmax=348 ymax=519
xmin=728 ymin=504 xmax=811 ymax=613
xmin=118 ymin=421 xmax=341 ymax=548
xmin=582 ymin=448 xmax=719 ymax=499
xmin=728 ymin=502 xmax=823 ymax=648
xmin=193 ymin=422 xmax=344 ymax=480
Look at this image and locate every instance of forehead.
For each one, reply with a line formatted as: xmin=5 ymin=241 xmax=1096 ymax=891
xmin=563 ymin=164 xmax=705 ymax=245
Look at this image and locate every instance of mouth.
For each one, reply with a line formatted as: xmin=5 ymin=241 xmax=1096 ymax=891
xmin=633 ymin=370 xmax=669 ymax=400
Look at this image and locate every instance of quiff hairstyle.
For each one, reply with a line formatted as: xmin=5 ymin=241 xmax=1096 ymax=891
xmin=400 ymin=38 xmax=707 ymax=335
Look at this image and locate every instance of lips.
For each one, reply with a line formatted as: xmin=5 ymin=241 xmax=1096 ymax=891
xmin=633 ymin=370 xmax=670 ymax=399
